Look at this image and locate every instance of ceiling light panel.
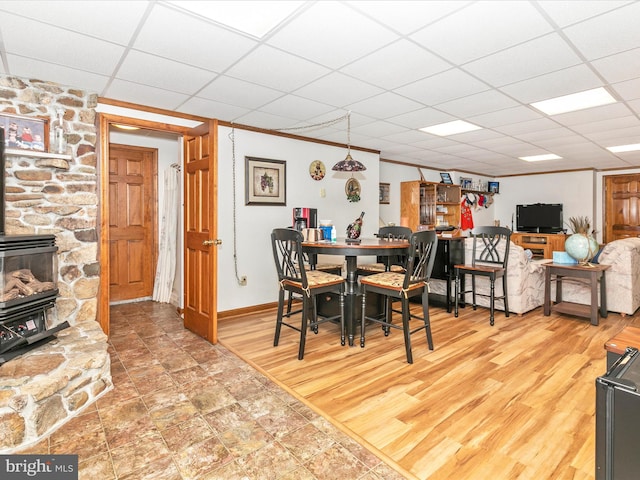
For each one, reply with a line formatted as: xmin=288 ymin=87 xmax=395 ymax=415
xmin=420 ymin=120 xmax=482 ymax=136
xmin=607 ymin=143 xmax=640 ymax=153
xmin=530 ymin=87 xmax=616 ymax=115
xmin=519 ymin=154 xmax=562 ymax=161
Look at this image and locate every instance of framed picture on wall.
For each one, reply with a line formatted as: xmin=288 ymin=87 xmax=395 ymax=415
xmin=460 ymin=177 xmax=472 ymax=189
xmin=0 ymin=112 xmax=48 ymax=152
xmin=245 ymin=156 xmax=287 ymax=205
xmin=440 ymin=172 xmax=453 ymax=184
xmin=488 ymin=181 xmax=500 ymax=194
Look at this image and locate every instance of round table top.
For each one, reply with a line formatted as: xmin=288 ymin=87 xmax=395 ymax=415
xmin=302 ymin=237 xmax=409 ymax=256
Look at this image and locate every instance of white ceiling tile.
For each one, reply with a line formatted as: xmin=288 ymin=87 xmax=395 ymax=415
xmin=551 ymin=102 xmax=633 ymax=127
xmin=198 ymin=76 xmax=283 ymax=109
xmin=234 ymin=110 xmax=300 ymax=129
xmin=346 ymin=92 xmax=423 ymax=119
xmin=591 ymin=48 xmax=640 ymax=84
xmin=499 ymin=64 xmax=603 ymax=103
xmin=259 ymin=95 xmax=336 ymax=121
xmin=410 ymin=1 xmax=554 ymax=64
xmin=166 ymin=1 xmax=305 ymax=38
xmin=537 ymin=1 xmax=631 ymax=27
xmin=629 ymin=98 xmax=640 ymax=115
xmin=562 ymin=2 xmax=640 ymax=59
xmin=435 ymin=90 xmax=520 ymax=118
xmin=225 ymin=45 xmax=330 ymax=91
xmin=347 ymin=1 xmax=471 ymax=34
xmin=570 ymin=116 xmax=640 ymax=135
xmin=106 ymin=79 xmax=190 ymax=111
xmin=494 ymin=117 xmax=563 ymax=136
xmin=0 ymin=0 xmax=147 ymax=43
xmin=293 ymin=72 xmax=384 ymax=108
xmin=341 ymin=39 xmax=451 ymax=90
xmin=1 ymin=13 xmax=125 ymax=75
xmin=266 ymin=1 xmax=398 ymax=69
xmin=388 ymin=108 xmax=454 ymax=129
xmin=6 ymin=54 xmax=109 ymax=94
xmin=463 ymin=34 xmax=582 ymax=87
xmin=133 ymin=4 xmax=258 ymax=72
xmin=515 ymin=126 xmax=576 ymax=143
xmin=178 ymin=96 xmax=250 ymax=120
xmin=469 ymin=106 xmax=542 ymax=128
xmin=351 ymin=121 xmax=407 ymax=138
xmin=117 ymin=50 xmax=216 ymax=94
xmin=395 ymin=68 xmax=489 ymax=106
xmin=612 ymin=77 xmax=640 ymax=101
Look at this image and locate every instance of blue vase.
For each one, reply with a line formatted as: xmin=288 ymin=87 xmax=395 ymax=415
xmin=565 ymin=233 xmax=598 ymax=263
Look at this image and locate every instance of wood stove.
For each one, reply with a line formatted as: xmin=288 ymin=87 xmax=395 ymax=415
xmin=0 ymin=129 xmax=68 ymax=365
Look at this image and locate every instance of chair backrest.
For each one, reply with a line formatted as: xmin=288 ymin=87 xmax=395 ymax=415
xmin=378 ymin=225 xmax=412 ymax=240
xmin=404 ymin=230 xmax=438 ymax=289
xmin=470 ymin=226 xmax=511 ymax=268
xmin=377 ymin=225 xmax=413 ymax=267
xmin=271 ymin=228 xmax=307 ymax=286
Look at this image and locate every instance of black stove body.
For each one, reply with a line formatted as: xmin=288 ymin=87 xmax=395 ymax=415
xmin=0 ymin=130 xmax=68 ymax=365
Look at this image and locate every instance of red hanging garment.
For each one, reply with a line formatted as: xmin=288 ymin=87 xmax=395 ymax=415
xmin=461 ymin=198 xmax=474 ymax=230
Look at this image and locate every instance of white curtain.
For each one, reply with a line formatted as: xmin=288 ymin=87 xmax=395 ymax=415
xmin=153 ymin=164 xmax=180 ymax=303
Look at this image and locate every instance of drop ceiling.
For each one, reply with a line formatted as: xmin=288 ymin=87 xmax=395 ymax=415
xmin=1 ymin=0 xmax=640 ymax=176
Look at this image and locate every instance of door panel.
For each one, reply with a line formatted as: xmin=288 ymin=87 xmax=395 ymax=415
xmin=605 ymin=174 xmax=640 ymax=243
xmin=109 ymin=145 xmax=157 ymax=302
xmin=183 ymin=120 xmax=218 ymax=343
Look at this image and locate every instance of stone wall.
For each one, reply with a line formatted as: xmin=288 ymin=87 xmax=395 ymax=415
xmin=0 ymin=75 xmax=112 ymax=452
xmin=0 ymin=75 xmax=100 ymax=326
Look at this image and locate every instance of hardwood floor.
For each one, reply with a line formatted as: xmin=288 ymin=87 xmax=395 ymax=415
xmin=218 ymin=302 xmax=640 ymax=480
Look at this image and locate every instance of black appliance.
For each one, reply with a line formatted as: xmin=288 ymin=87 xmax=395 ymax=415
xmin=516 ymin=203 xmax=564 ymax=233
xmin=596 ymin=346 xmax=640 ymax=479
xmin=292 ymin=207 xmax=317 ymax=231
xmin=0 ymin=128 xmax=67 ymax=365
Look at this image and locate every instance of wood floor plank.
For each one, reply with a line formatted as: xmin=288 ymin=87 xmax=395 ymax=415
xmin=218 ymin=302 xmax=640 ymax=479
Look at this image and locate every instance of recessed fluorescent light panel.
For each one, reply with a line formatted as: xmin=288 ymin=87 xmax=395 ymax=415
xmin=607 ymin=143 xmax=640 ymax=153
xmin=519 ymin=154 xmax=562 ymax=162
xmin=530 ymin=87 xmax=616 ymax=115
xmin=419 ymin=120 xmax=482 ymax=136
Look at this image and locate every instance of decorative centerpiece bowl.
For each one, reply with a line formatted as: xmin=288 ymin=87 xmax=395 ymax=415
xmin=564 ymin=216 xmax=599 ymax=265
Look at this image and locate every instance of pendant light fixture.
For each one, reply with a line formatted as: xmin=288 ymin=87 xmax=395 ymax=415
xmin=332 ymin=111 xmax=366 ymax=172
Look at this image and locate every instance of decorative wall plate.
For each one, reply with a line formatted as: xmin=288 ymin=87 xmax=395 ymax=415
xmin=309 ymin=160 xmax=325 ymax=181
xmin=345 ymin=178 xmax=361 ymax=202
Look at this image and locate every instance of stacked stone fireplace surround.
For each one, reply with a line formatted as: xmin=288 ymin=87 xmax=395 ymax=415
xmin=0 ymin=76 xmax=112 ymax=452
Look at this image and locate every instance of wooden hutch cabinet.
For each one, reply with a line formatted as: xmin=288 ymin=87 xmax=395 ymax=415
xmin=400 ymin=181 xmax=461 ymax=231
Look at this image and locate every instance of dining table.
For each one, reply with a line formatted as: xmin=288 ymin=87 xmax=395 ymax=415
xmin=302 ymin=237 xmax=410 ymax=346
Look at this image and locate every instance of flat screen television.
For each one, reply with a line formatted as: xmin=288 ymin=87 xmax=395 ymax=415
xmin=516 ymin=203 xmax=564 ymax=233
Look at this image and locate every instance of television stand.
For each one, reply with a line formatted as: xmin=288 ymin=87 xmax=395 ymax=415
xmin=511 ymin=232 xmax=567 ymax=259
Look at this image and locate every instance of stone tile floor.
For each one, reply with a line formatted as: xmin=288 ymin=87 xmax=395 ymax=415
xmin=17 ymin=301 xmax=405 ymax=479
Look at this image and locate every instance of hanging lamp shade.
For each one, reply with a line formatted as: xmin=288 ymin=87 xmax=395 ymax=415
xmin=332 ymin=153 xmax=366 ymax=172
xmin=332 ymin=111 xmax=366 ymax=172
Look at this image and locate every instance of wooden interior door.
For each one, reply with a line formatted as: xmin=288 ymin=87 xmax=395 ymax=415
xmin=183 ymin=120 xmax=218 ymax=343
xmin=604 ymin=174 xmax=640 ymax=243
xmin=109 ymin=144 xmax=157 ymax=302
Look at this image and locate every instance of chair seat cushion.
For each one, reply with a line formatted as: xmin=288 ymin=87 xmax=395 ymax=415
xmin=283 ymin=270 xmax=344 ymax=289
xmin=358 ymin=263 xmax=405 ymax=273
xmin=456 ymin=264 xmax=505 ymax=274
xmin=360 ymin=271 xmax=424 ymax=293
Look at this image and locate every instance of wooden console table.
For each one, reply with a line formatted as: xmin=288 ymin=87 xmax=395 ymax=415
xmin=543 ymin=262 xmax=610 ymax=325
xmin=511 ymin=232 xmax=567 ymax=259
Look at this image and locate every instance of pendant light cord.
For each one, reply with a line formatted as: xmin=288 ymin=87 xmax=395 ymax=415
xmin=230 ymin=124 xmax=242 ymax=285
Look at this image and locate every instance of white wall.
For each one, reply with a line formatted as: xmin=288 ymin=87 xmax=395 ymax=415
xmin=495 ymin=170 xmax=596 ymax=235
xmin=217 ymin=126 xmax=380 ymax=312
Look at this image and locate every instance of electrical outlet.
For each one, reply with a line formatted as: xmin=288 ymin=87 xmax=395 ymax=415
xmin=239 ymin=276 xmax=247 ymax=286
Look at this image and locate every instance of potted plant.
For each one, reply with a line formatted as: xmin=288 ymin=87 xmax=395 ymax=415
xmin=564 ymin=216 xmax=599 ymax=265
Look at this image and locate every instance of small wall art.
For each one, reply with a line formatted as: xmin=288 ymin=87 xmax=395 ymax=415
xmin=488 ymin=181 xmax=500 ymax=194
xmin=245 ymin=156 xmax=286 ymax=205
xmin=0 ymin=112 xmax=48 ymax=152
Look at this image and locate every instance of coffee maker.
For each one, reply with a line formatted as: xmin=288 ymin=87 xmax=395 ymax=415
xmin=292 ymin=207 xmax=317 ymax=231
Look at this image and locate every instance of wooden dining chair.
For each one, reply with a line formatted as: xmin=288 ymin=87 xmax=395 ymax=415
xmin=271 ymin=228 xmax=345 ymax=360
xmin=360 ymin=230 xmax=438 ymax=364
xmin=454 ymin=226 xmax=511 ymax=326
xmin=357 ymin=225 xmax=412 ymax=277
